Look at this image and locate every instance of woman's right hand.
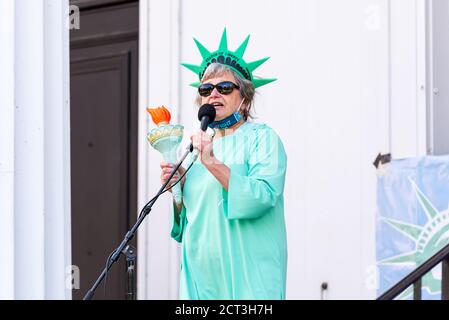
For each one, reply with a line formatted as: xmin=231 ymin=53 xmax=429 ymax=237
xmin=160 ymin=161 xmax=185 ymax=192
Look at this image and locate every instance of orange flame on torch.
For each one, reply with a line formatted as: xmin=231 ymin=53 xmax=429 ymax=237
xmin=146 ymin=106 xmax=171 ymax=126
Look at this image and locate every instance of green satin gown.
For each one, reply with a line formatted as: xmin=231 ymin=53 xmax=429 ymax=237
xmin=171 ymin=121 xmax=288 ymax=299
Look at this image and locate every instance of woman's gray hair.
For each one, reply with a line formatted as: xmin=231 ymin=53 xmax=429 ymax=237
xmin=195 ymin=63 xmax=256 ymax=121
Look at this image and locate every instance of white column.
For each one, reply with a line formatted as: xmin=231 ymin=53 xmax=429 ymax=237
xmin=11 ymin=0 xmax=71 ymax=299
xmin=43 ymin=0 xmax=71 ymax=300
xmin=138 ymin=0 xmax=182 ymax=300
xmin=14 ymin=0 xmax=46 ymax=299
xmin=0 ymin=0 xmax=16 ymax=300
xmin=137 ymin=0 xmax=150 ymax=300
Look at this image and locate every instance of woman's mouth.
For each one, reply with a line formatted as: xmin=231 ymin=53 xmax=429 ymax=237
xmin=211 ymin=102 xmax=224 ymax=109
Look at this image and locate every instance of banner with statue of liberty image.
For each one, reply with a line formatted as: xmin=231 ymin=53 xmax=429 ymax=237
xmin=376 ymin=155 xmax=449 ymax=299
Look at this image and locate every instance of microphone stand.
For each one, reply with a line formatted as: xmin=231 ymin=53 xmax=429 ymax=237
xmin=122 ymin=245 xmax=137 ymax=300
xmin=83 ymin=144 xmax=193 ymax=300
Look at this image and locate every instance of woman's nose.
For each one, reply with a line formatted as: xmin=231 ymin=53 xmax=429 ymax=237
xmin=209 ymin=88 xmax=221 ymax=98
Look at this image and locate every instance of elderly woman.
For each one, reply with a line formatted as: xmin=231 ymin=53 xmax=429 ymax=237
xmin=160 ymin=29 xmax=287 ymax=300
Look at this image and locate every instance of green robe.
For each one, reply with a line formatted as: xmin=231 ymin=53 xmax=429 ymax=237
xmin=171 ymin=121 xmax=288 ymax=299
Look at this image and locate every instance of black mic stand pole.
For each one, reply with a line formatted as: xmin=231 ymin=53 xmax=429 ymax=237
xmin=122 ymin=244 xmax=137 ymax=300
xmin=83 ymin=144 xmax=194 ymax=300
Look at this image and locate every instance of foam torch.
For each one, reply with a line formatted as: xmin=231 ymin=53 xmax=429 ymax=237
xmin=146 ymin=106 xmax=184 ymax=205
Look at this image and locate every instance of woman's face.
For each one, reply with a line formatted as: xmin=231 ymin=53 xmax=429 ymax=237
xmin=200 ymin=72 xmax=243 ymax=121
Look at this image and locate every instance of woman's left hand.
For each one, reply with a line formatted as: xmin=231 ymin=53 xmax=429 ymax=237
xmin=191 ymin=130 xmax=216 ymax=166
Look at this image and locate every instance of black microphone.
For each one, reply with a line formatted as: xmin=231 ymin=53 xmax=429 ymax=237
xmin=198 ymin=104 xmax=216 ymax=131
xmin=190 ymin=104 xmax=216 ymax=160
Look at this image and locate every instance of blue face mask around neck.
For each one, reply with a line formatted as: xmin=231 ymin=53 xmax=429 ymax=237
xmin=208 ymin=99 xmax=244 ymax=130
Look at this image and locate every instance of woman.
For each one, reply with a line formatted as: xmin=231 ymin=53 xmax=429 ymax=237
xmin=160 ymin=30 xmax=287 ymax=299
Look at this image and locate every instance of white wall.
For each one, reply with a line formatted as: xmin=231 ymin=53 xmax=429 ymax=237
xmin=0 ymin=0 xmax=16 ymax=300
xmin=428 ymin=0 xmax=449 ymax=155
xmin=139 ymin=0 xmax=427 ymax=299
xmin=0 ymin=0 xmax=71 ymax=299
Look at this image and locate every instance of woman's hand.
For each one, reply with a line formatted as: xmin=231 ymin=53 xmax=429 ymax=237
xmin=191 ymin=130 xmax=230 ymax=190
xmin=160 ymin=161 xmax=186 ymax=191
xmin=191 ymin=130 xmax=216 ymax=165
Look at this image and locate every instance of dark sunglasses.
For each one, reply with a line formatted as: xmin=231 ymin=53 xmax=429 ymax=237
xmin=198 ymin=81 xmax=240 ymax=97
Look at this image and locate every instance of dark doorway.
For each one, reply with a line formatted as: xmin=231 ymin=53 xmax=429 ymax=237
xmin=70 ymin=0 xmax=139 ymax=300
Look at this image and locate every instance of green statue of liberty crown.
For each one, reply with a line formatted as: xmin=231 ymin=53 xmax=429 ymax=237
xmin=181 ymin=28 xmax=277 ymax=88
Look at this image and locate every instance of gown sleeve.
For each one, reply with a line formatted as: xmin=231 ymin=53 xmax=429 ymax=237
xmin=223 ymin=125 xmax=287 ymax=220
